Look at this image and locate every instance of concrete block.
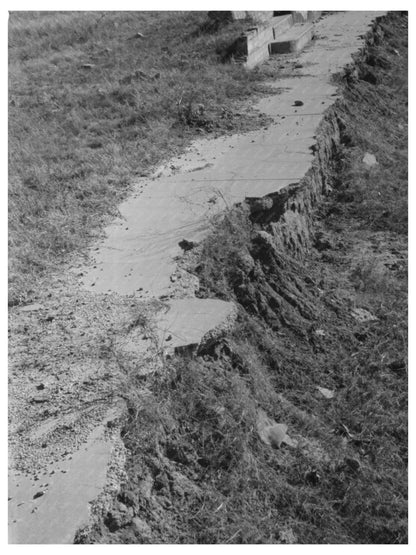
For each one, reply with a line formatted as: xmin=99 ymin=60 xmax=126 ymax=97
xmin=231 ymin=11 xmax=247 ymax=20
xmin=242 ymin=14 xmax=294 ymax=68
xmin=288 ymin=11 xmax=322 ymax=24
xmin=292 ymin=11 xmax=309 ymax=23
xmin=156 ymin=298 xmax=237 ymax=355
xmin=233 ymin=12 xmax=318 ymax=68
xmin=272 ymin=13 xmax=294 ymax=39
xmin=269 ymin=23 xmax=315 ymax=55
xmin=307 ymin=11 xmax=322 ymax=22
xmin=231 ymin=11 xmax=274 ymax=23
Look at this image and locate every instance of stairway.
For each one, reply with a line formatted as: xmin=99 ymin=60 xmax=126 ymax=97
xmin=235 ymin=11 xmax=321 ymax=68
xmin=269 ymin=21 xmax=315 ymax=55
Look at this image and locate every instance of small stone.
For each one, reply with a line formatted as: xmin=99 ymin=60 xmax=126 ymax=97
xmin=30 ymin=395 xmax=48 ymax=404
xmin=131 ymin=517 xmax=152 ymax=540
xmin=316 ymin=386 xmax=335 ymax=399
xmin=293 ymin=100 xmax=304 ymax=106
xmin=20 ymin=303 xmax=43 ymax=312
xmin=267 ymin=424 xmax=288 ymax=449
xmin=118 ymin=502 xmax=128 ymax=513
xmin=33 ymin=491 xmax=44 ymax=499
xmin=363 ymin=152 xmax=378 ymax=167
xmin=178 ymin=239 xmax=195 ymax=252
xmin=351 ymin=307 xmax=378 ymax=323
xmin=137 ymin=475 xmax=153 ymax=500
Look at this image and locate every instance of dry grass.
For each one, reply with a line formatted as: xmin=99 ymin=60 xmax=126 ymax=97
xmin=9 ymin=11 xmax=279 ymax=306
xmin=332 ymin=12 xmax=408 ymax=236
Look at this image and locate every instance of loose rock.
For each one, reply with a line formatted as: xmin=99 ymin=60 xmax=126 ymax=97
xmin=20 ymin=303 xmax=43 ymax=312
xmin=316 ymin=386 xmax=335 ymax=399
xmin=363 ymin=152 xmax=378 ymax=167
xmin=351 ymin=307 xmax=378 ymax=323
xmin=131 ymin=517 xmax=152 ymax=540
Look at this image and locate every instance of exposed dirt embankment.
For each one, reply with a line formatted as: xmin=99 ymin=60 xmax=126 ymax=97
xmin=244 ymin=105 xmax=341 ymax=255
xmin=78 ymin=12 xmax=407 ymax=544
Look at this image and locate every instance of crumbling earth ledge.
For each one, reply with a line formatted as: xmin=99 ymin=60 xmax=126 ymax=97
xmin=244 ymin=103 xmax=342 ymax=255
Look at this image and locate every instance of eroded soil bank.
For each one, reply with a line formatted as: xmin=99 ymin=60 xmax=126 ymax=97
xmin=78 ymin=12 xmax=407 ymax=545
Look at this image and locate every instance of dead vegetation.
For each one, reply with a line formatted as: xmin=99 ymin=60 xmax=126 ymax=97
xmin=79 ymin=12 xmax=407 ymax=544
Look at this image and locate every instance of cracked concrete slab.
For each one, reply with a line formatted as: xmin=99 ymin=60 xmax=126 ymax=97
xmin=155 ymin=298 xmax=237 ymax=354
xmin=9 ymin=406 xmax=123 ymax=544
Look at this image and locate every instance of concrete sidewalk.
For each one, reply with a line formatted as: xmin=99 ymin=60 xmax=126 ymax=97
xmin=83 ymin=12 xmax=383 ymax=299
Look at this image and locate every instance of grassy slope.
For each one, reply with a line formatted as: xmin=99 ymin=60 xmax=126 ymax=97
xmin=9 ymin=11 xmax=276 ymax=305
xmin=84 ymin=13 xmax=407 ymax=544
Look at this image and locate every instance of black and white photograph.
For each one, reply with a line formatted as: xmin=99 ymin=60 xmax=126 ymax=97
xmin=7 ymin=3 xmax=409 ymax=545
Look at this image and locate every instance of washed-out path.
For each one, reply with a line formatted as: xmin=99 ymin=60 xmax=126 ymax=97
xmin=83 ymin=12 xmax=381 ymax=299
xmin=9 ymin=11 xmax=383 ymax=544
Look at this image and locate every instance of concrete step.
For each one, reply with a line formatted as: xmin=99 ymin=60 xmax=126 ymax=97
xmin=269 ymin=23 xmax=315 ymax=55
xmin=242 ymin=14 xmax=295 ymax=68
xmin=292 ymin=11 xmax=322 ymax=24
xmin=271 ymin=14 xmax=294 ymax=39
